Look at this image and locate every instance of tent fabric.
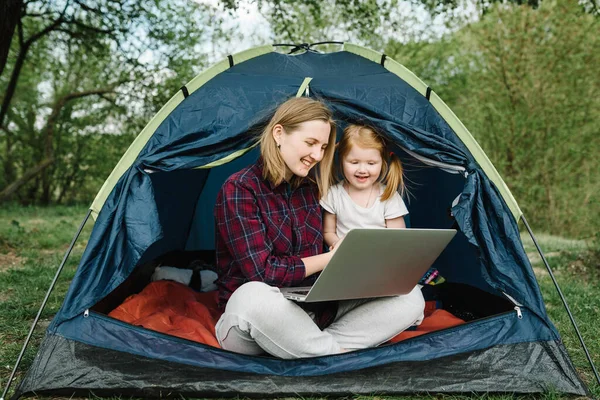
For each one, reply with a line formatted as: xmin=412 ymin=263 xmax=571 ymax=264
xmin=14 ymin=45 xmax=589 ymax=397
xmin=91 ymin=44 xmax=521 ymax=221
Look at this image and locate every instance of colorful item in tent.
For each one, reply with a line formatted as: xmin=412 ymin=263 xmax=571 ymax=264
xmin=419 ymin=268 xmax=446 ymax=285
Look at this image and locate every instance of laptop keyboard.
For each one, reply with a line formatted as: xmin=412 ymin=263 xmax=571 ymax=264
xmin=288 ymin=289 xmax=310 ymax=295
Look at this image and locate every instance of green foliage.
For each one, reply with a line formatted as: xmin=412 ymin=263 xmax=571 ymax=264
xmin=256 ymin=0 xmax=474 ymax=49
xmin=583 ymin=232 xmax=600 ymax=273
xmin=387 ymin=1 xmax=600 ymax=238
xmin=460 ymin=1 xmax=600 ymax=238
xmin=256 ymin=0 xmax=400 ymax=48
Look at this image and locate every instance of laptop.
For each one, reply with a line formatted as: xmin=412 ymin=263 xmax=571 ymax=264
xmin=280 ymin=228 xmax=456 ymax=302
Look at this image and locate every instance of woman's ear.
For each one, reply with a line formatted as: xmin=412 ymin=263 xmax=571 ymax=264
xmin=272 ymin=124 xmax=284 ymax=146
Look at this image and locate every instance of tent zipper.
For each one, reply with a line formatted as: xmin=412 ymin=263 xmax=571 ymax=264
xmin=502 ymin=291 xmax=523 ymax=306
xmin=514 ymin=306 xmax=523 ymax=319
xmin=401 ymin=148 xmax=466 ymax=175
xmin=84 ymin=309 xmax=89 ymax=317
xmin=502 ymin=291 xmax=523 ymax=320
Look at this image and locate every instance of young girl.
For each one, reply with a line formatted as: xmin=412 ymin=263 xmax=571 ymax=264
xmin=321 ymin=124 xmax=408 ymax=249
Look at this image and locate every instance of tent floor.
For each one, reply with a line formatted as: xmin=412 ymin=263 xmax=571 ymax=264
xmin=15 ymin=333 xmax=588 ymax=398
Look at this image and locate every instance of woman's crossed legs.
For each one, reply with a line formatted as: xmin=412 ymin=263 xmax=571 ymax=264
xmin=215 ymin=281 xmax=425 ymax=359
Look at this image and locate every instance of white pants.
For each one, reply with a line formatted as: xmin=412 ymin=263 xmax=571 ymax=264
xmin=215 ymin=281 xmax=425 ymax=359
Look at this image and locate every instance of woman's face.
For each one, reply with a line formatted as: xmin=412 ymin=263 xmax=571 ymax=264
xmin=274 ymin=120 xmax=331 ymax=180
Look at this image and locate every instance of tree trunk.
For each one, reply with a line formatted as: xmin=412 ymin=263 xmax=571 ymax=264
xmin=0 ymin=42 xmax=32 ymax=129
xmin=0 ymin=12 xmax=65 ymax=128
xmin=0 ymin=157 xmax=54 ymax=202
xmin=41 ymin=169 xmax=52 ymax=205
xmin=2 ymin=128 xmax=16 ymax=185
xmin=0 ymin=0 xmax=22 ymax=78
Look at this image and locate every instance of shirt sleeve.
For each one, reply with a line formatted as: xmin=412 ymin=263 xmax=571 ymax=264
xmin=215 ymin=179 xmax=307 ymax=287
xmin=319 ymin=185 xmax=337 ymax=214
xmin=383 ymin=191 xmax=409 ymax=220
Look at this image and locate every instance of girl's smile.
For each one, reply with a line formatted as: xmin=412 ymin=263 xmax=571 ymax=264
xmin=342 ymin=144 xmax=383 ymax=192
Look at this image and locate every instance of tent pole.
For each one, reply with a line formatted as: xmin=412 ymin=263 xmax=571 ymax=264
xmin=521 ymin=215 xmax=600 ymax=386
xmin=1 ymin=209 xmax=92 ymax=400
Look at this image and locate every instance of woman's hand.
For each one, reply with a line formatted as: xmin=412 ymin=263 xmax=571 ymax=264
xmin=303 ymin=233 xmax=347 ymax=276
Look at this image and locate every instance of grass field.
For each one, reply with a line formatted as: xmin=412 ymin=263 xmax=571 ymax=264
xmin=0 ymin=206 xmax=598 ymax=399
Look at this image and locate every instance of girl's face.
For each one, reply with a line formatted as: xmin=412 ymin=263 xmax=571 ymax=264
xmin=342 ymin=144 xmax=382 ymax=191
xmin=273 ymin=119 xmax=331 ymax=181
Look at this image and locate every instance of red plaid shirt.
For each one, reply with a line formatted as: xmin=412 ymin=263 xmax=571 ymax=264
xmin=214 ymin=159 xmax=336 ymax=328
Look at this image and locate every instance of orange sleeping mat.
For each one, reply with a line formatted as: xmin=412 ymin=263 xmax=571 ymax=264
xmin=108 ymin=280 xmax=464 ymax=348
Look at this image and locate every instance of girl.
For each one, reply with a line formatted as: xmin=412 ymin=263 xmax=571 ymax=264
xmin=214 ymin=101 xmax=423 ymax=359
xmin=321 ymin=124 xmax=410 ymax=249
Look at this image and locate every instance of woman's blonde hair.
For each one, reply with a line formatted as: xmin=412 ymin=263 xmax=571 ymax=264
xmin=337 ymin=124 xmax=404 ymax=201
xmin=259 ymin=97 xmax=336 ymax=197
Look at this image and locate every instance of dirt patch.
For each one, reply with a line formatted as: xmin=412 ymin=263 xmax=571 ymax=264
xmin=0 ymin=287 xmax=14 ymax=302
xmin=0 ymin=252 xmax=23 ymax=272
xmin=39 ymin=248 xmax=61 ymax=256
xmin=527 ymin=251 xmax=561 ymax=265
xmin=567 ymin=259 xmax=589 ymax=275
xmin=37 ymin=318 xmax=52 ymax=330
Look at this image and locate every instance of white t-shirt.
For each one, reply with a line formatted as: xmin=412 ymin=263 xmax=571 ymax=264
xmin=320 ymin=182 xmax=409 ymax=238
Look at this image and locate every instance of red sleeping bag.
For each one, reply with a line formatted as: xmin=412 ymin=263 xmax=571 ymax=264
xmin=108 ymin=280 xmax=464 ymax=348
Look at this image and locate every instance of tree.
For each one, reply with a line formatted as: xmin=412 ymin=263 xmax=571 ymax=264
xmin=232 ymin=0 xmax=469 ymax=49
xmin=0 ymin=0 xmax=22 ymax=78
xmin=0 ymin=0 xmax=229 ymax=203
xmin=220 ymin=0 xmax=597 ymax=49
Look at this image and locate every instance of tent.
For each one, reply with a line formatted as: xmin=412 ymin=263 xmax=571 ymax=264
xmin=7 ymin=43 xmax=592 ymax=398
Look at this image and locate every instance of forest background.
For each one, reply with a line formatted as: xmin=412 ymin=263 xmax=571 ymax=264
xmin=1 ymin=0 xmax=598 ymax=240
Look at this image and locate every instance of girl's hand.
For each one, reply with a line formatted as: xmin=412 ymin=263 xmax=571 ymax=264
xmin=329 ymin=235 xmax=345 ymax=251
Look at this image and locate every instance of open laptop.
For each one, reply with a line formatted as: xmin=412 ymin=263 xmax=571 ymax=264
xmin=280 ymin=228 xmax=456 ymax=302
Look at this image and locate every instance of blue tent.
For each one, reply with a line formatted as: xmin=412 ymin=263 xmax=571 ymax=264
xmin=12 ymin=43 xmax=589 ymax=397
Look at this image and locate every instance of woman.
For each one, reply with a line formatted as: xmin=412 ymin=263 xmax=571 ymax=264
xmin=214 ymin=97 xmax=424 ymax=359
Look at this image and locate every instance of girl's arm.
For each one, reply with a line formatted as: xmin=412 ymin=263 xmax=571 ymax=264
xmin=385 ymin=216 xmax=406 ymax=229
xmin=323 ymin=211 xmax=340 ymax=248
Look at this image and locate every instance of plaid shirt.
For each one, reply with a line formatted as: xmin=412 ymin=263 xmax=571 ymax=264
xmin=214 ymin=159 xmax=336 ymax=328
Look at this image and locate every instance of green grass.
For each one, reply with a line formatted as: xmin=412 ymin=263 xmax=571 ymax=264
xmin=0 ymin=206 xmax=598 ymax=399
xmin=520 ymin=233 xmax=589 ymax=254
xmin=0 ymin=205 xmax=91 ymax=396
